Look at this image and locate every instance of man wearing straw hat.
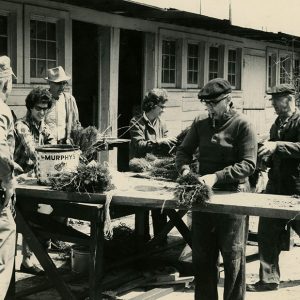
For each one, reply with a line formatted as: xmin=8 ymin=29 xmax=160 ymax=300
xmin=44 ymin=66 xmax=80 ymax=144
xmin=0 ymin=55 xmax=23 ymax=299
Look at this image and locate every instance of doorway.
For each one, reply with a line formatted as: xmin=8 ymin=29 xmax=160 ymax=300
xmin=117 ymin=29 xmax=143 ymax=171
xmin=72 ymin=20 xmax=98 ymax=127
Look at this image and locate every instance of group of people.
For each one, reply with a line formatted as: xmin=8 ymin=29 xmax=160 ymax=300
xmin=1 ymin=50 xmax=300 ymax=300
xmin=129 ymin=78 xmax=300 ymax=300
xmin=0 ymin=55 xmax=79 ymax=297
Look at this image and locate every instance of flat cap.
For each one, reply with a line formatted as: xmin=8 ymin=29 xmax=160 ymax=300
xmin=0 ymin=55 xmax=16 ymax=79
xmin=267 ymin=83 xmax=295 ymax=96
xmin=198 ymin=78 xmax=232 ymax=101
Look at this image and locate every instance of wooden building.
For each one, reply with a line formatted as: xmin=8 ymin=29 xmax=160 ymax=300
xmin=1 ymin=0 xmax=300 ymax=168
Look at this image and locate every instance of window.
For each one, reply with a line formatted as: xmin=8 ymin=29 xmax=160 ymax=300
xmin=30 ymin=19 xmax=57 ymax=79
xmin=187 ymin=43 xmax=199 ymax=85
xmin=209 ymin=46 xmax=219 ymax=80
xmin=267 ymin=53 xmax=277 ymax=88
xmin=161 ymin=40 xmax=176 ymax=85
xmin=294 ymin=58 xmax=300 ymax=90
xmin=279 ymin=56 xmax=291 ymax=84
xmin=227 ymin=49 xmax=237 ymax=87
xmin=0 ymin=15 xmax=8 ymax=56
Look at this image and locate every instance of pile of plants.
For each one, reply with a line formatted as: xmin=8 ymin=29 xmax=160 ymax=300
xmin=49 ymin=161 xmax=115 ymax=193
xmin=174 ymin=172 xmax=213 ymax=208
xmin=70 ymin=124 xmax=108 ymax=161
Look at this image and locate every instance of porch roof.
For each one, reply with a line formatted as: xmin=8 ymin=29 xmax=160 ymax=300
xmin=53 ymin=0 xmax=300 ymax=48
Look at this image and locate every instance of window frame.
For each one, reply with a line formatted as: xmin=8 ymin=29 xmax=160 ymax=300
xmin=279 ymin=53 xmax=292 ymax=84
xmin=0 ymin=13 xmax=8 ymax=56
xmin=0 ymin=1 xmax=23 ymax=83
xmin=225 ymin=47 xmax=242 ymax=90
xmin=160 ymin=38 xmax=178 ymax=88
xmin=24 ymin=4 xmax=70 ymax=84
xmin=186 ymin=41 xmax=200 ymax=88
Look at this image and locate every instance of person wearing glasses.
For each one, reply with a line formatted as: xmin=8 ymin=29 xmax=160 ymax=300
xmin=176 ymin=78 xmax=257 ymax=300
xmin=14 ymin=87 xmax=54 ymax=275
xmin=44 ymin=66 xmax=79 ymax=144
xmin=129 ymin=88 xmax=177 ymax=242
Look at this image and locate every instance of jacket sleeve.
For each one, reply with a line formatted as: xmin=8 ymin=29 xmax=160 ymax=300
xmin=129 ymin=117 xmax=151 ymax=157
xmin=0 ymin=113 xmax=14 ymax=179
xmin=175 ymin=119 xmax=200 ymax=174
xmin=215 ymin=121 xmax=257 ymax=181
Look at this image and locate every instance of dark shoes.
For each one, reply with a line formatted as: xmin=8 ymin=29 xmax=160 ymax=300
xmin=246 ymin=281 xmax=279 ymax=292
xmin=20 ymin=263 xmax=45 ymax=276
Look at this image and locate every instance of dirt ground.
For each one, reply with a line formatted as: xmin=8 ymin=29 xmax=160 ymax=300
xmin=15 ymin=216 xmax=300 ymax=299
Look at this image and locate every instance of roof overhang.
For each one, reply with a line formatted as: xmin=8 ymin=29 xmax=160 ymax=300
xmin=50 ymin=0 xmax=300 ymax=48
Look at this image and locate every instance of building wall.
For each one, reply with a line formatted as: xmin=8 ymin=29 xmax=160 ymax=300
xmin=1 ymin=0 xmax=298 ymax=139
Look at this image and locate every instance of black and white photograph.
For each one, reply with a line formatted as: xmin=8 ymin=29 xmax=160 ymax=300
xmin=1 ymin=0 xmax=300 ymax=299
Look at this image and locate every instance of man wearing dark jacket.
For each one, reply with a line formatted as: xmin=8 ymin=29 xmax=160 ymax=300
xmin=247 ymin=83 xmax=300 ymax=292
xmin=176 ymin=78 xmax=257 ymax=300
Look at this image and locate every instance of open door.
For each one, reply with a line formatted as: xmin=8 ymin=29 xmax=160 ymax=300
xmin=117 ymin=29 xmax=143 ymax=171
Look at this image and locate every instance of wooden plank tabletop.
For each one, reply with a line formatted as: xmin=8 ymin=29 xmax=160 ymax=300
xmin=16 ymin=173 xmax=300 ymax=220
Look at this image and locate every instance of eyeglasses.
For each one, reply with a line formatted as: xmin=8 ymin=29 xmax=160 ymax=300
xmin=201 ymin=95 xmax=228 ymax=106
xmin=157 ymin=104 xmax=166 ymax=109
xmin=34 ymin=106 xmax=49 ymax=112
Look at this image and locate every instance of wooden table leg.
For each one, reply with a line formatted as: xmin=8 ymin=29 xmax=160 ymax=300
xmin=89 ymin=207 xmax=104 ymax=300
xmin=15 ymin=207 xmax=76 ymax=300
xmin=165 ymin=209 xmax=192 ymax=248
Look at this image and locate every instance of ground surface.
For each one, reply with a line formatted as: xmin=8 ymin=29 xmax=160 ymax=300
xmin=15 ymin=216 xmax=300 ymax=299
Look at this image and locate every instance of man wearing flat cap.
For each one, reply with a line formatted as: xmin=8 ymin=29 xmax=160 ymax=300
xmin=247 ymin=83 xmax=300 ymax=292
xmin=44 ymin=66 xmax=80 ymax=144
xmin=176 ymin=78 xmax=257 ymax=300
xmin=0 ymin=55 xmax=23 ymax=298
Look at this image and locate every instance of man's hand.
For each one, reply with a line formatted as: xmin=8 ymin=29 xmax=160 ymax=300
xmin=199 ymin=174 xmax=217 ymax=188
xmin=1 ymin=174 xmax=16 ymax=207
xmin=258 ymin=141 xmax=277 ymax=157
xmin=181 ymin=169 xmax=190 ymax=176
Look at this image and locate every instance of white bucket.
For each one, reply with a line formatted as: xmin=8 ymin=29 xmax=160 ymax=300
xmin=71 ymin=245 xmax=89 ymax=274
xmin=36 ymin=144 xmax=81 ymax=185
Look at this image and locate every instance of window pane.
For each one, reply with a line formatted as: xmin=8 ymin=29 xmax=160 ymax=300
xmin=30 ymin=20 xmax=36 ymax=39
xmin=228 ymin=49 xmax=237 ymax=87
xmin=0 ymin=37 xmax=7 ymax=56
xmin=47 ymin=22 xmax=56 ymax=40
xmin=209 ymin=46 xmax=219 ymax=79
xmin=30 ymin=59 xmax=36 ymax=77
xmin=0 ymin=16 xmax=8 ymax=56
xmin=37 ymin=60 xmax=46 ymax=77
xmin=161 ymin=40 xmax=176 ymax=84
xmin=36 ymin=21 xmax=47 ymax=39
xmin=48 ymin=60 xmax=56 ymax=70
xmin=30 ymin=20 xmax=57 ymax=79
xmin=37 ymin=41 xmax=47 ymax=59
xmin=0 ymin=15 xmax=7 ymax=35
xmin=47 ymin=42 xmax=56 ymax=60
xmin=30 ymin=40 xmax=36 ymax=58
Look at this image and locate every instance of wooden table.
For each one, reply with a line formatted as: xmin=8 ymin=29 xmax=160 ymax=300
xmin=15 ymin=174 xmax=300 ymax=299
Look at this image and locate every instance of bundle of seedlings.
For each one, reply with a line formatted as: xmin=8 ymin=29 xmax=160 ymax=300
xmin=149 ymin=156 xmax=178 ymax=181
xmin=174 ymin=172 xmax=213 ymax=208
xmin=128 ymin=153 xmax=157 ymax=173
xmin=49 ymin=161 xmax=115 ymax=194
xmin=70 ymin=124 xmax=107 ymax=161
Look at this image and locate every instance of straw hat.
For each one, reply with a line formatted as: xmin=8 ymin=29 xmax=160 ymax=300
xmin=45 ymin=66 xmax=71 ymax=82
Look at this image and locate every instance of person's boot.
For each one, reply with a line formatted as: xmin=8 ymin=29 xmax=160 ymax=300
xmin=246 ymin=281 xmax=279 ymax=292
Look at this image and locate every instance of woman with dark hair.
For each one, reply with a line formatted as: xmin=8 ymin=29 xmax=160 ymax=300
xmin=14 ymin=87 xmax=55 ymax=275
xmin=129 ymin=88 xmax=177 ymax=159
xmin=14 ymin=87 xmax=54 ymax=173
xmin=129 ymin=88 xmax=177 ymax=242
